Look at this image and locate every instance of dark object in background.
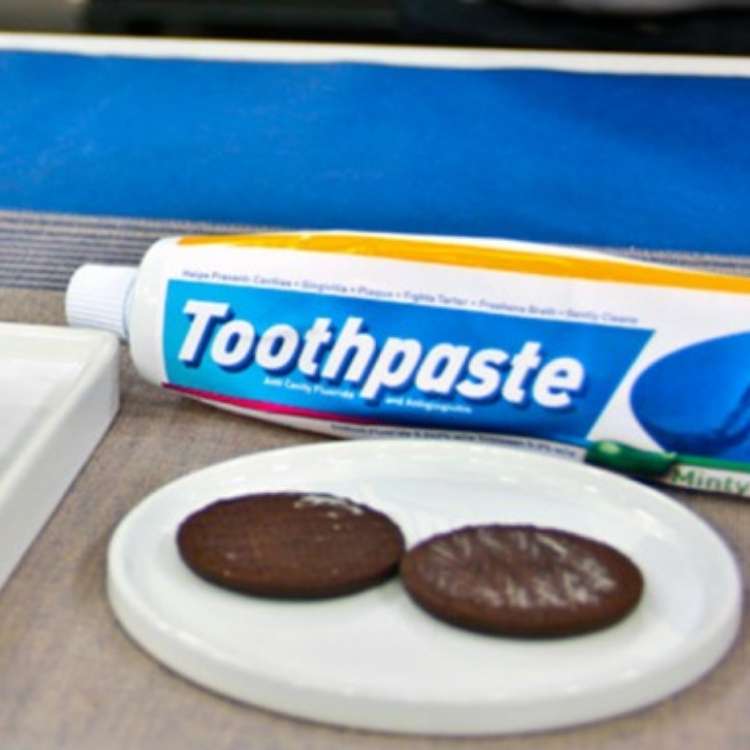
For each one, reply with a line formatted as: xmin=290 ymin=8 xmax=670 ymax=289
xmin=400 ymin=0 xmax=750 ymax=53
xmin=83 ymin=0 xmax=750 ymax=53
xmin=84 ymin=0 xmax=401 ymax=41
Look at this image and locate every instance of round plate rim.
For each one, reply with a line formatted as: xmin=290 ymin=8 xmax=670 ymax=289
xmin=107 ymin=438 xmax=743 ymax=736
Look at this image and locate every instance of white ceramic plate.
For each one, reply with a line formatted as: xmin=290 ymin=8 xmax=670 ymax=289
xmin=107 ymin=439 xmax=741 ymax=736
xmin=0 ymin=323 xmax=119 ymax=589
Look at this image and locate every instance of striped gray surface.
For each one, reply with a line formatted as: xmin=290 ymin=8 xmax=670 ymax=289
xmin=0 ymin=210 xmax=265 ymax=291
xmin=1 ymin=208 xmax=749 ymax=291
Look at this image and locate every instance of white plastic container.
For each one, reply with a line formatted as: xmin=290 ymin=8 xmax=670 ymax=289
xmin=0 ymin=323 xmax=119 ymax=589
xmin=65 ymin=230 xmax=750 ymax=495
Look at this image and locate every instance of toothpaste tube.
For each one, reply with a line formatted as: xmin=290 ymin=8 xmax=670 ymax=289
xmin=65 ymin=231 xmax=750 ymax=497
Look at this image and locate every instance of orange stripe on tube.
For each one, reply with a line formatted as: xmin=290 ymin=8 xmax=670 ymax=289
xmin=178 ymin=233 xmax=750 ymax=295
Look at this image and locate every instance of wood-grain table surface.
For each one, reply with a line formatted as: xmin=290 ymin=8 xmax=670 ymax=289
xmin=1 ymin=288 xmax=747 ymax=750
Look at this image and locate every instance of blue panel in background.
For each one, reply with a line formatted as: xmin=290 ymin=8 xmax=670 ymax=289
xmin=1 ymin=50 xmax=749 ymax=254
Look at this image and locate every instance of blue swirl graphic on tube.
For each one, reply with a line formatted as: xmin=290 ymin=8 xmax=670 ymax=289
xmin=631 ymin=332 xmax=750 ymax=459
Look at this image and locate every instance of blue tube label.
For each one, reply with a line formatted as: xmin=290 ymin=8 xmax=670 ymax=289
xmin=162 ymin=279 xmax=652 ymax=442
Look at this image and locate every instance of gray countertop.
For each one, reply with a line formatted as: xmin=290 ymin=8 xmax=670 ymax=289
xmin=0 ymin=286 xmax=747 ymax=750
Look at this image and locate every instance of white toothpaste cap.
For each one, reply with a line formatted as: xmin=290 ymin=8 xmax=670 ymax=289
xmin=65 ymin=263 xmax=138 ymax=341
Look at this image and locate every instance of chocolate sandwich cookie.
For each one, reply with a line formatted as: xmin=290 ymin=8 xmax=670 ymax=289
xmin=177 ymin=492 xmax=405 ymax=598
xmin=400 ymin=524 xmax=643 ymax=637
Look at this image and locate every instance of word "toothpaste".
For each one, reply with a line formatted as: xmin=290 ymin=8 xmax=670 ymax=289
xmin=178 ymin=302 xmax=585 ymax=407
xmin=65 ymin=231 xmax=750 ymax=497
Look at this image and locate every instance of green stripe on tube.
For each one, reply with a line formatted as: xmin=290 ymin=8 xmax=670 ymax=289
xmin=585 ymin=440 xmax=677 ymax=478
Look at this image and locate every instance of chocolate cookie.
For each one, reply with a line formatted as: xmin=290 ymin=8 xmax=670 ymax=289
xmin=400 ymin=525 xmax=643 ymax=637
xmin=176 ymin=492 xmax=405 ymax=598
